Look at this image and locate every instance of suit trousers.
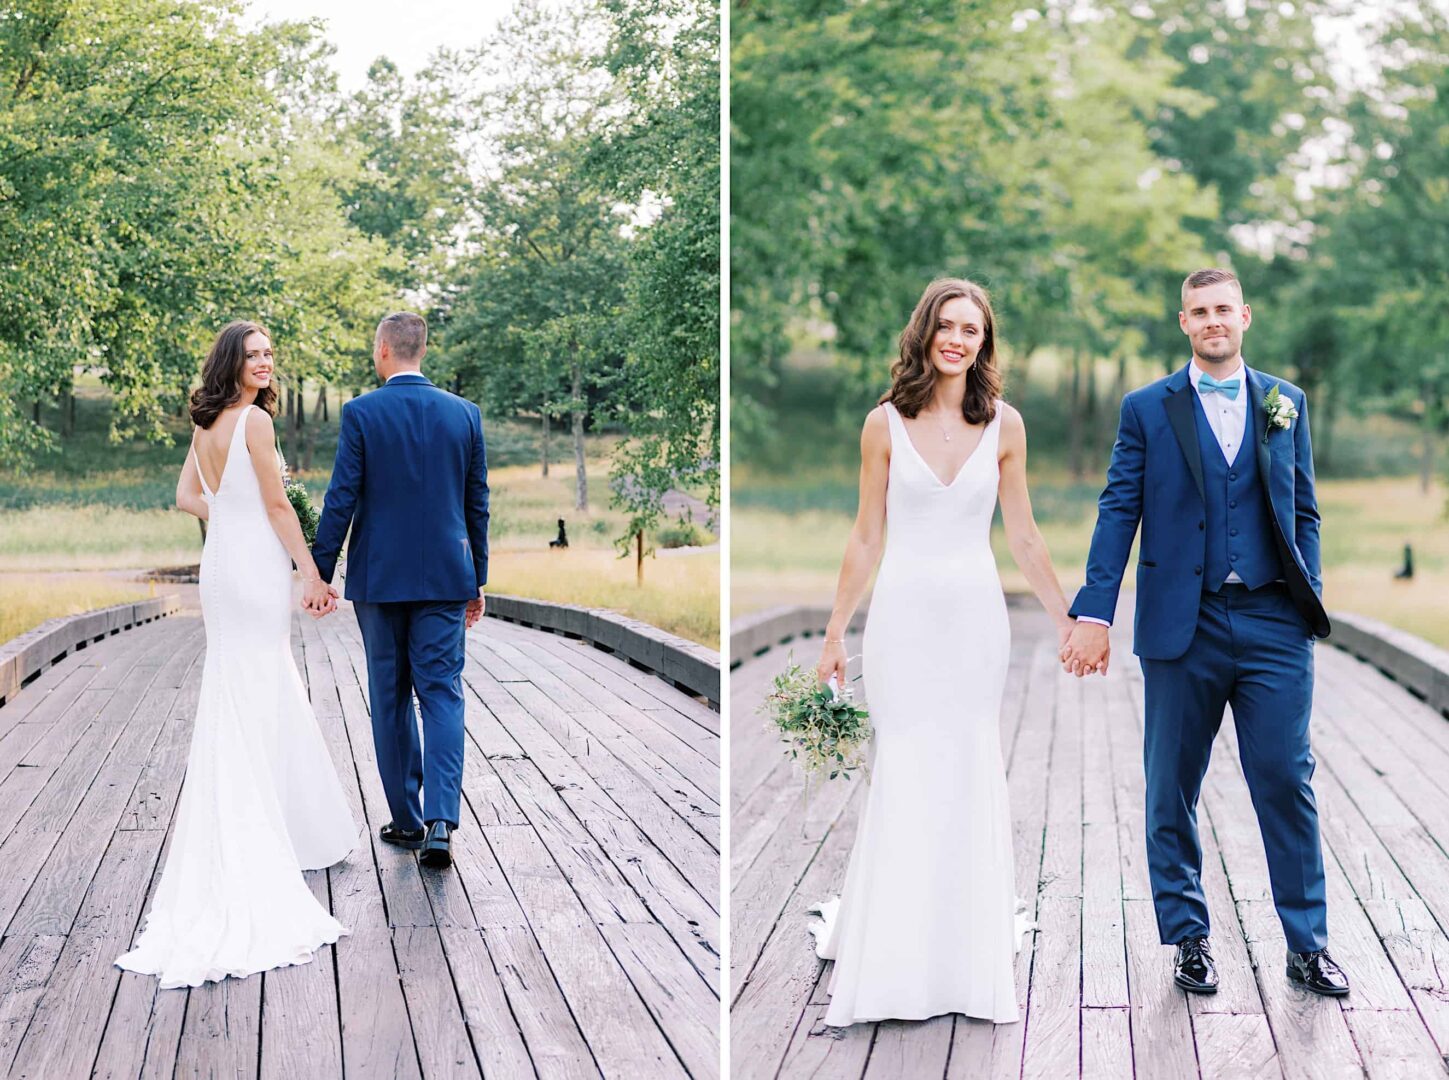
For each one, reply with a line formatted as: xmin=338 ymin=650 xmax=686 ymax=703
xmin=1139 ymin=582 xmax=1327 ymax=954
xmin=353 ymin=600 xmax=467 ymax=831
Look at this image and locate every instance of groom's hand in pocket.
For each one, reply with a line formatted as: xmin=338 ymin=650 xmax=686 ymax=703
xmin=1062 ymin=621 xmax=1110 ymax=677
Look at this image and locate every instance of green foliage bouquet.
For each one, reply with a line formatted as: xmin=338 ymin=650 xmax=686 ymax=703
xmin=758 ymin=657 xmax=872 ymax=782
xmin=279 ymin=453 xmax=320 ymax=546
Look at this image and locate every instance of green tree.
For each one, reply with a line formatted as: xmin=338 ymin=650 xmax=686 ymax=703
xmin=596 ymin=0 xmax=721 ymax=544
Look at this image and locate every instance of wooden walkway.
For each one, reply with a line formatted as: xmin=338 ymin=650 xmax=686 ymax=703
xmin=731 ymin=604 xmax=1449 ymax=1079
xmin=0 ymin=602 xmax=719 ymax=1079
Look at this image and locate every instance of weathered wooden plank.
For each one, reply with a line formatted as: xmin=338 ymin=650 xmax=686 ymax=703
xmin=484 ymin=821 xmax=683 ymax=1076
xmin=1080 ymin=1007 xmax=1133 ymax=1080
xmin=732 ymin=784 xmax=864 ymax=1074
xmin=599 ymin=922 xmax=720 ymax=1080
xmin=773 ymin=1003 xmax=872 ymax=1080
xmin=1021 ymin=896 xmax=1081 ymax=1080
xmin=259 ymin=874 xmax=344 ymax=1080
xmin=484 ymin=921 xmax=601 ymax=1079
xmin=862 ymin=1015 xmax=953 ymax=1078
xmin=8 ymin=830 xmax=163 ymax=1079
xmin=1234 ymin=900 xmax=1362 ymax=1080
xmin=1342 ymin=1007 xmax=1448 ymax=1079
xmin=173 ymin=973 xmax=263 ymax=1078
xmin=394 ymin=925 xmax=484 ymax=1079
xmin=1123 ymin=899 xmax=1198 ymax=1080
xmin=437 ymin=926 xmax=537 ymax=1080
xmin=1190 ymin=1013 xmax=1278 ymax=1079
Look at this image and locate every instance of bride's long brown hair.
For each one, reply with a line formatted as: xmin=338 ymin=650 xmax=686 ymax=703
xmin=881 ymin=278 xmax=1001 ymax=425
xmin=189 ymin=320 xmax=279 ymax=429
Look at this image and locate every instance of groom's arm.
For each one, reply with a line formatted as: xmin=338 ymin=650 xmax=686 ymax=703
xmin=1292 ymin=388 xmax=1323 ymax=597
xmin=312 ymin=402 xmax=363 ymax=585
xmin=1068 ymin=393 xmax=1147 ymax=625
xmin=464 ymin=404 xmax=490 ymax=588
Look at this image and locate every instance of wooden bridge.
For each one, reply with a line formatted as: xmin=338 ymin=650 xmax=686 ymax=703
xmin=731 ymin=603 xmax=1449 ymax=1079
xmin=0 ymin=601 xmax=719 ymax=1078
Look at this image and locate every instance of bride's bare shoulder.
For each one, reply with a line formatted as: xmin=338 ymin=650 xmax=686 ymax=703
xmin=861 ymin=404 xmax=890 ymax=448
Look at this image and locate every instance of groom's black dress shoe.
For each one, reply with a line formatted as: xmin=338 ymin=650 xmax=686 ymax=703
xmin=419 ymin=820 xmax=453 ymax=869
xmin=379 ymin=822 xmax=425 ymax=850
xmin=1173 ymin=936 xmax=1219 ymax=993
xmin=1287 ymin=948 xmax=1350 ymax=997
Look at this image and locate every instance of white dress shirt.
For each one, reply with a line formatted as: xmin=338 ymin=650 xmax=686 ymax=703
xmin=386 ymin=369 xmax=424 ymax=382
xmin=1079 ymin=359 xmax=1249 ymax=627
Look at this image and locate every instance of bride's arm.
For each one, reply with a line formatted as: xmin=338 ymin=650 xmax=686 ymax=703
xmin=175 ymin=435 xmax=209 ymax=521
xmin=996 ymin=403 xmax=1075 ymax=646
xmin=816 ymin=406 xmax=890 ymax=686
xmin=244 ymin=408 xmax=333 ymax=612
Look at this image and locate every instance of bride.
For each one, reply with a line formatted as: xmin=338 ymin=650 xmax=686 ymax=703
xmin=116 ymin=320 xmax=358 ymax=988
xmin=810 ymin=278 xmax=1082 ymax=1026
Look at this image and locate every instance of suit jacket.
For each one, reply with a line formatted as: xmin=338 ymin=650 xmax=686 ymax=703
xmin=312 ymin=373 xmax=490 ymax=603
xmin=1068 ymin=363 xmax=1330 ymax=659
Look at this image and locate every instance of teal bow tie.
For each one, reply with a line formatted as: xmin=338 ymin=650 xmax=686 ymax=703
xmin=1199 ymin=373 xmax=1241 ymax=400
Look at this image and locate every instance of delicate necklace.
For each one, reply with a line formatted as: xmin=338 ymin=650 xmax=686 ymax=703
xmin=930 ymin=407 xmax=955 ymax=442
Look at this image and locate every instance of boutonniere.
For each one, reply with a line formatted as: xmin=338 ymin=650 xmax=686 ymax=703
xmin=1262 ymin=383 xmax=1298 ymax=443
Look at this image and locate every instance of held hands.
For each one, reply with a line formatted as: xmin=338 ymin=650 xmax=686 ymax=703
xmin=465 ymin=588 xmax=486 ymax=630
xmin=1060 ymin=619 xmax=1110 ymax=677
xmin=302 ymin=577 xmax=339 ymax=619
xmin=816 ymin=637 xmax=848 ymax=689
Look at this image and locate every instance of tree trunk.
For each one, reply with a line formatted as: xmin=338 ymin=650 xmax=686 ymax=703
xmin=541 ymin=412 xmax=550 ymax=477
xmin=636 ymin=529 xmax=644 ymax=585
xmin=321 ymin=384 xmax=329 ymax=424
xmin=64 ymin=390 xmax=75 ymax=436
xmin=1422 ymin=405 xmax=1436 ymax=495
xmin=1067 ymin=351 xmax=1085 ymax=481
xmin=1318 ymin=382 xmax=1336 ymax=470
xmin=571 ymin=346 xmax=588 ymax=511
xmin=301 ymin=385 xmax=327 ymax=472
xmin=32 ymin=400 xmax=40 ymax=426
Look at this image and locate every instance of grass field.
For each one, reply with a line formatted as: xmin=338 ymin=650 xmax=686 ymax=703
xmin=0 ymin=576 xmax=152 ymax=644
xmin=1 ymin=378 xmax=719 ymax=647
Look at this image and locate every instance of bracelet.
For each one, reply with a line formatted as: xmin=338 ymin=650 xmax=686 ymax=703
xmin=824 ymin=637 xmax=846 ymax=643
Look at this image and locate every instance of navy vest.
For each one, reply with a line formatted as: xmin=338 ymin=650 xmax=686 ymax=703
xmin=1193 ymin=392 xmax=1280 ymax=591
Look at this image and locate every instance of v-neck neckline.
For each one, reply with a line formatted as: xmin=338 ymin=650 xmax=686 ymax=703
xmin=195 ymin=405 xmax=252 ymax=497
xmin=889 ymin=402 xmax=991 ymax=488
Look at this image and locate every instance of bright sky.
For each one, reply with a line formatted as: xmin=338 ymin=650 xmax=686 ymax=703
xmin=244 ymin=0 xmax=517 ymax=92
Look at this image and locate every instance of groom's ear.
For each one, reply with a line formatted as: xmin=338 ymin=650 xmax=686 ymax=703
xmin=1240 ymin=303 xmax=1252 ymax=329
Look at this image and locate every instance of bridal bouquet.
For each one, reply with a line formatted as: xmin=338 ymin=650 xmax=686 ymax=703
xmin=759 ymin=658 xmax=872 ymax=781
xmin=279 ymin=454 xmax=320 ymax=545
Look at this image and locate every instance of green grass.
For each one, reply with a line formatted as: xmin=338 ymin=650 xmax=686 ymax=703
xmin=0 ymin=576 xmax=153 ymax=643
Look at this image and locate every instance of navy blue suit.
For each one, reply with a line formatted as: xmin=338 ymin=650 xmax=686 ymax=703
xmin=312 ymin=373 xmax=490 ymax=830
xmin=1070 ymin=363 xmax=1332 ymax=952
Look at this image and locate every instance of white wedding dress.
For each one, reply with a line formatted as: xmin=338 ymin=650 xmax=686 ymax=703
xmin=810 ymin=399 xmax=1033 ymax=1025
xmin=117 ymin=404 xmax=358 ymax=988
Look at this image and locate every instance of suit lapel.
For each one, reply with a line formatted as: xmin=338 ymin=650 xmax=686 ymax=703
xmin=1163 ymin=366 xmax=1205 ymax=503
xmin=1246 ymin=367 xmax=1278 ymax=507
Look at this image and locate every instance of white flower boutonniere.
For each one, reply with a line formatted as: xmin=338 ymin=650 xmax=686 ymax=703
xmin=1262 ymin=383 xmax=1299 ymax=443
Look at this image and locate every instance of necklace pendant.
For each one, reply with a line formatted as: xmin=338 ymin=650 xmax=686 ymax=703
xmin=944 ymin=434 xmax=951 ymax=441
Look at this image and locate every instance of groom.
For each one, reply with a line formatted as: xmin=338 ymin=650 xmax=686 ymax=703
xmin=1062 ymin=269 xmax=1348 ymax=997
xmin=312 ymin=311 xmax=490 ymax=870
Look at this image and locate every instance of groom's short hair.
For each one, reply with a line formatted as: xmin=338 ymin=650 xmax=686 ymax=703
xmin=378 ymin=311 xmax=427 ymax=362
xmin=1181 ymin=268 xmax=1242 ymax=305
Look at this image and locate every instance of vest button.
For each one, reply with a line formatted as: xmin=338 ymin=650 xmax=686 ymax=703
xmin=1230 ymin=528 xmax=1239 ymax=536
xmin=1229 ymin=472 xmax=1237 ymax=481
xmin=1231 ymin=554 xmax=1239 ymax=561
xmin=1229 ymin=500 xmax=1237 ymax=509
xmin=1194 ymin=566 xmax=1203 ymax=575
xmin=1198 ymin=521 xmax=1205 ymax=530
